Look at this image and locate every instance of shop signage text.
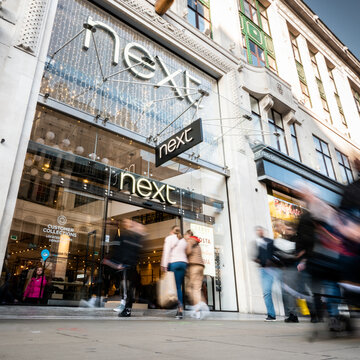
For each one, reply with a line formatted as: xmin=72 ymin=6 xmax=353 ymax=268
xmin=119 ymin=172 xmax=176 ymax=205
xmin=83 ymin=16 xmax=203 ymax=107
xmin=155 ymin=118 xmax=203 ymax=167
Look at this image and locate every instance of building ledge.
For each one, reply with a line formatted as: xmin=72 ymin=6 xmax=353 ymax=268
xmin=251 ymin=144 xmax=344 ymax=205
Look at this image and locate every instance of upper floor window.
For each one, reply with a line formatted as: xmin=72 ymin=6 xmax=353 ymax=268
xmin=290 ymin=124 xmax=301 ymax=162
xmin=335 ymin=150 xmax=354 ymax=185
xmin=250 ymin=95 xmax=263 ymax=143
xmin=289 ymin=31 xmax=311 ymax=109
xmin=290 ymin=32 xmax=301 ymax=62
xmin=268 ymin=109 xmax=287 ymax=154
xmin=243 ymin=0 xmax=259 ymax=25
xmin=240 ymin=0 xmax=276 ymax=72
xmin=328 ymin=67 xmax=347 ymax=128
xmin=187 ymin=0 xmax=211 ymax=36
xmin=249 ymin=40 xmax=265 ymax=67
xmin=310 ymin=50 xmax=332 ymax=124
xmin=352 ymin=88 xmax=360 ymax=115
xmin=313 ymin=135 xmax=336 ymax=180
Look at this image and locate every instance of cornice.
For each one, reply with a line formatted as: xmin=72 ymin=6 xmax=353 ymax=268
xmin=280 ymin=0 xmax=360 ymax=79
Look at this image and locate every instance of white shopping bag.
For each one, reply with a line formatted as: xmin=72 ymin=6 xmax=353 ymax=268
xmin=157 ymin=271 xmax=178 ymax=308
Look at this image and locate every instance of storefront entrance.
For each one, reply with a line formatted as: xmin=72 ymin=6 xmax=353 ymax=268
xmin=1 ymin=185 xmax=182 ymax=307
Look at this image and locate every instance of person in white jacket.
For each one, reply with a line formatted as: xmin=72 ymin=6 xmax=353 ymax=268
xmin=161 ymin=225 xmax=188 ymax=319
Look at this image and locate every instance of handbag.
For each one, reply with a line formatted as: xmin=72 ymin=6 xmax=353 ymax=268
xmin=157 ymin=271 xmax=178 ymax=308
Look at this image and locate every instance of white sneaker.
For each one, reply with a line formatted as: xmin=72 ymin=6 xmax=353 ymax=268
xmin=79 ymin=297 xmax=97 ymax=308
xmin=113 ymin=299 xmax=126 ymax=312
xmin=198 ymin=302 xmax=210 ymax=319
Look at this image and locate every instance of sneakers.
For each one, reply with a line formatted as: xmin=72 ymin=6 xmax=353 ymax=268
xmin=285 ymin=314 xmax=299 ymax=323
xmin=265 ymin=315 xmax=276 ymax=321
xmin=175 ymin=310 xmax=183 ymax=319
xmin=118 ymin=307 xmax=131 ymax=317
xmin=79 ymin=297 xmax=97 ymax=308
xmin=113 ymin=299 xmax=126 ymax=313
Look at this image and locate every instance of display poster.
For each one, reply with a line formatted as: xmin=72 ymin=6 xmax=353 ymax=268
xmin=268 ymin=195 xmax=303 ymax=239
xmin=190 ymin=223 xmax=215 ymax=277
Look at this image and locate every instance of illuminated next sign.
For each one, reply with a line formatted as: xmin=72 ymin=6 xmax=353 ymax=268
xmin=118 ymin=171 xmax=176 ymax=205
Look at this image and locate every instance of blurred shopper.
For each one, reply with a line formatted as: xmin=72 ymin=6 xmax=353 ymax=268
xmin=297 ymin=182 xmax=360 ymax=331
xmin=185 ymin=230 xmax=208 ymax=319
xmin=23 ymin=266 xmax=47 ymax=304
xmin=161 ymin=225 xmax=188 ymax=319
xmin=273 ymin=222 xmax=300 ymax=323
xmin=253 ymin=226 xmax=279 ymax=321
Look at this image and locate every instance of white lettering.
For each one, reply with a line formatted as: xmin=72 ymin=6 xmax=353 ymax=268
xmin=136 ymin=178 xmax=152 ymax=197
xmin=151 ymin=182 xmax=166 ymax=202
xmin=175 ymin=132 xmax=185 ymax=149
xmin=159 ymin=143 xmax=167 ymax=159
xmin=184 ymin=128 xmax=193 ymax=142
xmin=123 ymin=43 xmax=156 ymax=79
xmin=155 ymin=56 xmax=184 ymax=99
xmin=83 ymin=16 xmax=120 ymax=66
xmin=167 ymin=138 xmax=177 ymax=153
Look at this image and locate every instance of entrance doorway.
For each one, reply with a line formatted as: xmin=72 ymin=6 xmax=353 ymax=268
xmin=103 ymin=200 xmax=181 ymax=308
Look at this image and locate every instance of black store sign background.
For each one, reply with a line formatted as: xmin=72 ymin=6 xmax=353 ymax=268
xmin=155 ymin=118 xmax=203 ymax=167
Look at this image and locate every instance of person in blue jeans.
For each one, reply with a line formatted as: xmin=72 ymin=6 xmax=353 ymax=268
xmin=161 ymin=226 xmax=188 ymax=319
xmin=254 ymin=226 xmax=279 ymax=321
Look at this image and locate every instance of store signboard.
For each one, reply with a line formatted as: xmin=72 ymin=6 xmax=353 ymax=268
xmin=155 ymin=118 xmax=203 ymax=167
xmin=190 ymin=223 xmax=215 ymax=277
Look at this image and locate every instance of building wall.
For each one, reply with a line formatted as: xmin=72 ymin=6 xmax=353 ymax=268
xmin=0 ymin=0 xmax=359 ymax=313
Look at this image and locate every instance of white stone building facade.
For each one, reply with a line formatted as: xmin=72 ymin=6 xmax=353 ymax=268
xmin=0 ymin=0 xmax=358 ymax=314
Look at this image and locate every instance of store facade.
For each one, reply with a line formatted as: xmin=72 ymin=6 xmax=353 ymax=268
xmin=0 ymin=0 xmax=238 ymax=311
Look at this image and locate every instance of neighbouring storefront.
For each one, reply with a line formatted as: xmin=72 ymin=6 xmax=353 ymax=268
xmin=0 ymin=0 xmax=238 ymax=311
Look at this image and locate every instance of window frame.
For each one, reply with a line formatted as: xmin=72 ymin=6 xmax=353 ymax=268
xmin=290 ymin=123 xmax=301 ymax=162
xmin=290 ymin=31 xmax=312 ymax=108
xmin=240 ymin=0 xmax=276 ymax=73
xmin=335 ymin=149 xmax=354 ymax=185
xmin=268 ymin=109 xmax=288 ymax=154
xmin=313 ymin=135 xmax=336 ymax=180
xmin=187 ymin=0 xmax=212 ymax=36
xmin=352 ymin=88 xmax=360 ymax=115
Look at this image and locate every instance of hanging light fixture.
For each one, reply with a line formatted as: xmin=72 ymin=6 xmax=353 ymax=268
xmin=25 ymin=159 xmax=33 ymax=167
xmin=46 ymin=131 xmax=55 ymax=140
xmin=62 ymin=138 xmax=71 ymax=147
xmin=75 ymin=146 xmax=84 ymax=155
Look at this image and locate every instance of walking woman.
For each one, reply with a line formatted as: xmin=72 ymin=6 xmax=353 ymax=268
xmin=161 ymin=225 xmax=188 ymax=319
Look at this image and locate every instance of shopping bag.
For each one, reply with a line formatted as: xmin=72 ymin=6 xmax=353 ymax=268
xmin=157 ymin=271 xmax=178 ymax=308
xmin=297 ymin=298 xmax=310 ymax=316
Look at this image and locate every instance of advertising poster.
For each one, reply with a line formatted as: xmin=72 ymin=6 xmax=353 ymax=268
xmin=190 ymin=223 xmax=215 ymax=277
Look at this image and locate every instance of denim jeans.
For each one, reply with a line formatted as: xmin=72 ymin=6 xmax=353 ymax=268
xmin=260 ymin=267 xmax=279 ymax=318
xmin=168 ymin=262 xmax=187 ymax=307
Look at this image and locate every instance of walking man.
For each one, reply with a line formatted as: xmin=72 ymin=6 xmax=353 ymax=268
xmin=254 ymin=226 xmax=278 ymax=321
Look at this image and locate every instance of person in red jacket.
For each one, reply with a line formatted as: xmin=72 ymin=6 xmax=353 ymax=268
xmin=23 ymin=266 xmax=47 ymax=304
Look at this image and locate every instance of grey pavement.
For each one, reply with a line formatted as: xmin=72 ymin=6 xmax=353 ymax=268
xmin=0 ymin=311 xmax=359 ymax=360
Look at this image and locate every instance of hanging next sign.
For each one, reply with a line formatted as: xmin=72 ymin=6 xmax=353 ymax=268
xmin=155 ymin=118 xmax=203 ymax=167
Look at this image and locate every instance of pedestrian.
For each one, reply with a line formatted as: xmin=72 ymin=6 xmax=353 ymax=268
xmin=161 ymin=225 xmax=188 ymax=319
xmin=253 ymin=226 xmax=279 ymax=321
xmin=109 ymin=218 xmax=145 ymax=317
xmin=23 ymin=266 xmax=47 ymax=304
xmin=185 ymin=230 xmax=208 ymax=319
xmin=273 ymin=221 xmax=300 ymax=323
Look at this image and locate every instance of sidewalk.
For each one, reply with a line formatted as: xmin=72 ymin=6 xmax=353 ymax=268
xmin=0 ymin=317 xmax=359 ymax=360
xmin=0 ymin=305 xmax=270 ymax=321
